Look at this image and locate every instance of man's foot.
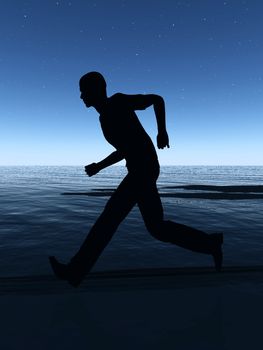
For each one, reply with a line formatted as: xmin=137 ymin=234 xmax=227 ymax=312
xmin=49 ymin=256 xmax=84 ymax=287
xmin=49 ymin=256 xmax=68 ymax=280
xmin=210 ymin=233 xmax=223 ymax=272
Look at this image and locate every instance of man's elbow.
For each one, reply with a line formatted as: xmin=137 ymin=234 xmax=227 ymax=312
xmin=152 ymin=94 xmax=164 ymax=106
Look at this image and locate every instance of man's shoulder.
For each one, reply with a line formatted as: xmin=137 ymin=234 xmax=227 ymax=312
xmin=108 ymin=93 xmax=130 ymax=109
xmin=109 ymin=92 xmax=127 ymax=100
xmin=109 ymin=93 xmax=149 ymax=111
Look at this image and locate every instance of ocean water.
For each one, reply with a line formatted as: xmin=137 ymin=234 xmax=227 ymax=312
xmin=0 ymin=165 xmax=263 ymax=277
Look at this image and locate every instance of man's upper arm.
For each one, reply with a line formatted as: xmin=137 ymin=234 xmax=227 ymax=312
xmin=118 ymin=93 xmax=158 ymax=110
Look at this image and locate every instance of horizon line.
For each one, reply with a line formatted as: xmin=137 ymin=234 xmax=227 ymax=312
xmin=0 ymin=164 xmax=263 ymax=167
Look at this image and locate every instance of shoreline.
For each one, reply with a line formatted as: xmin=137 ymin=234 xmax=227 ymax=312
xmin=1 ymin=265 xmax=263 ymax=295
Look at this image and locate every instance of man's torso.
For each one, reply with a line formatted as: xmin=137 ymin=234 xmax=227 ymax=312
xmin=99 ymin=93 xmax=159 ymax=172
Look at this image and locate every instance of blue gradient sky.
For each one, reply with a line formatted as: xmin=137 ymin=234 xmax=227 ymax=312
xmin=1 ymin=0 xmax=262 ymax=165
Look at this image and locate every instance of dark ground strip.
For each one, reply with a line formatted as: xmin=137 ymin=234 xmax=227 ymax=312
xmin=1 ymin=266 xmax=263 ymax=295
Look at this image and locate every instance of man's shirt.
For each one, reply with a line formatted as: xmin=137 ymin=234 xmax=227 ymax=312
xmin=99 ymin=93 xmax=159 ymax=172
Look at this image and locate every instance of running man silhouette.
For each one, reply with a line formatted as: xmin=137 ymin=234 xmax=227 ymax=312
xmin=49 ymin=71 xmax=223 ymax=287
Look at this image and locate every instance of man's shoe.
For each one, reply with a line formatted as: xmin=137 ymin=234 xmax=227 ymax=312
xmin=49 ymin=256 xmax=68 ymax=280
xmin=49 ymin=256 xmax=84 ymax=288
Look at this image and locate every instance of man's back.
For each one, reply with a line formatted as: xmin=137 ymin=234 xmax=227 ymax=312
xmin=99 ymin=93 xmax=159 ymax=172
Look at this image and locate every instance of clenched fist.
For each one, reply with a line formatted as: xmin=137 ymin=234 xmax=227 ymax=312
xmin=84 ymin=163 xmax=100 ymax=177
xmin=157 ymin=130 xmax=170 ymax=149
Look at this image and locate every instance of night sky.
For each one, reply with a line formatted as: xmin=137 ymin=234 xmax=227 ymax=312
xmin=1 ymin=0 xmax=262 ymax=165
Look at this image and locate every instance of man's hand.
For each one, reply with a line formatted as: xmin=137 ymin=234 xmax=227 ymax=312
xmin=85 ymin=163 xmax=100 ymax=177
xmin=157 ymin=130 xmax=170 ymax=149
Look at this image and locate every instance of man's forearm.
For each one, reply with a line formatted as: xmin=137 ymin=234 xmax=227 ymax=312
xmin=153 ymin=96 xmax=166 ymax=132
xmin=97 ymin=151 xmax=124 ymax=170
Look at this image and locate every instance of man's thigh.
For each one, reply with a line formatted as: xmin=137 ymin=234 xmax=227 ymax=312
xmin=101 ymin=174 xmax=137 ymax=222
xmin=137 ymin=181 xmax=164 ymax=227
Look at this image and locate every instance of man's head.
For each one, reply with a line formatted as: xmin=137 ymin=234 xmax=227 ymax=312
xmin=79 ymin=71 xmax=107 ymax=108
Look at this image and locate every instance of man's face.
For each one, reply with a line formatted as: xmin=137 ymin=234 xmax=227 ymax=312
xmin=80 ymin=85 xmax=105 ymax=108
xmin=80 ymin=88 xmax=94 ymax=108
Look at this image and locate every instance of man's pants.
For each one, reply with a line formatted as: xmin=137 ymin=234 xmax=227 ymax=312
xmin=70 ymin=170 xmax=215 ymax=275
